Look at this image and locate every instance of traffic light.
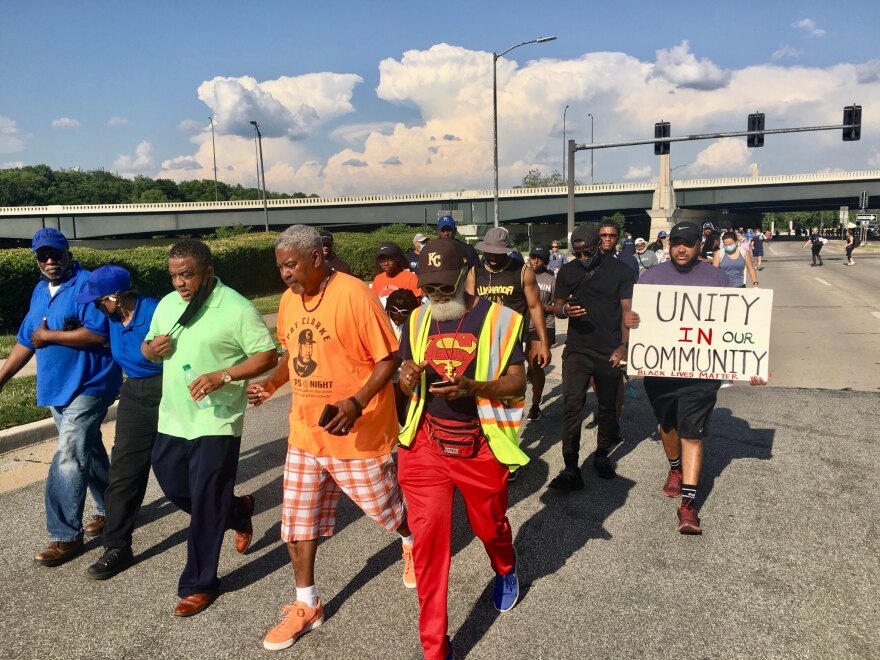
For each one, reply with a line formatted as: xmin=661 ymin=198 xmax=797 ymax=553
xmin=843 ymin=105 xmax=861 ymax=141
xmin=747 ymin=112 xmax=765 ymax=148
xmin=654 ymin=121 xmax=670 ymax=155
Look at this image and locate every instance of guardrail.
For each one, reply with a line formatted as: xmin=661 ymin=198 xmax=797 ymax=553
xmin=1 ymin=170 xmax=877 ymax=217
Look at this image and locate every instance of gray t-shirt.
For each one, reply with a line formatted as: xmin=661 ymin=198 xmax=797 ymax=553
xmin=637 ymin=259 xmax=731 ymax=287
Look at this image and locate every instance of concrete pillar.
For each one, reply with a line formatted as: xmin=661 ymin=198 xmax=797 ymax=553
xmin=647 ymin=153 xmax=680 ymax=237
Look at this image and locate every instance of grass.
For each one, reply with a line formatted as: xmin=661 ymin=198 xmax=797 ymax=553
xmin=0 ymin=376 xmax=49 ymax=431
xmin=0 ymin=334 xmax=16 ymax=360
xmin=250 ymin=292 xmax=284 ymax=315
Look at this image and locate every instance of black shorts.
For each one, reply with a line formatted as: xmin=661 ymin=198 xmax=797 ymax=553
xmin=527 ymin=328 xmax=555 ymax=346
xmin=643 ymin=377 xmax=722 ymax=439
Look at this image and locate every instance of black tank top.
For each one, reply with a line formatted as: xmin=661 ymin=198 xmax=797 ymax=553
xmin=475 ymin=259 xmax=527 ymax=339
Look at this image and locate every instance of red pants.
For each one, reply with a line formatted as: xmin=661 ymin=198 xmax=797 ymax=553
xmin=397 ymin=423 xmax=514 ymax=660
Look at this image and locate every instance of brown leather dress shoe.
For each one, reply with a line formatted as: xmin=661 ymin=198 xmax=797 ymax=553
xmin=235 ymin=494 xmax=255 ymax=554
xmin=172 ymin=592 xmax=218 ymax=617
xmin=34 ymin=539 xmax=84 ymax=567
xmin=84 ymin=515 xmax=105 ymax=537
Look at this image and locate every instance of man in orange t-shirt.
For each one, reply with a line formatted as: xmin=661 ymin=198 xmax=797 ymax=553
xmin=370 ymin=241 xmax=421 ymax=304
xmin=247 ymin=225 xmax=414 ymax=652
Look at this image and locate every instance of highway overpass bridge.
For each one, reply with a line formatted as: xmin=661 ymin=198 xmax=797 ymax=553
xmin=1 ymin=170 xmax=879 ymax=241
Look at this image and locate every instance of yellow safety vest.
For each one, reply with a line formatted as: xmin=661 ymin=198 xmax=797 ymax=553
xmin=398 ymin=301 xmax=529 ymax=471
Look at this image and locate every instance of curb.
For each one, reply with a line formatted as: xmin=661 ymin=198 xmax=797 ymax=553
xmin=0 ymin=401 xmax=118 ymax=455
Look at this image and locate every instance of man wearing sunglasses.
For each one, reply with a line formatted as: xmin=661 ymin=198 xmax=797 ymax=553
xmin=0 ymin=228 xmax=122 ymax=567
xmin=624 ymin=221 xmax=766 ymax=535
xmin=397 ymin=238 xmax=529 ymax=660
xmin=549 ymin=223 xmax=634 ymax=491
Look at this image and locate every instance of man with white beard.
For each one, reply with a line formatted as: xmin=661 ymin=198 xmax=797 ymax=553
xmin=396 ymin=239 xmax=529 ymax=660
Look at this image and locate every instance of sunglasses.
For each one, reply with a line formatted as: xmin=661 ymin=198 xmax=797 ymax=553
xmin=35 ymin=249 xmax=64 ymax=263
xmin=386 ymin=306 xmax=413 ymax=317
xmin=422 ymin=267 xmax=465 ymax=297
xmin=670 ymin=238 xmax=697 ymax=248
xmin=572 ymin=245 xmax=598 ymax=259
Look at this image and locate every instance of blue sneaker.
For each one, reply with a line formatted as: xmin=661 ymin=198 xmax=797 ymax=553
xmin=492 ymin=549 xmax=519 ymax=612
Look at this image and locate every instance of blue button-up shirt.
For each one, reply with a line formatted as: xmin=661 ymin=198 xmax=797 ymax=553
xmin=17 ymin=262 xmax=122 ymax=407
xmin=108 ymin=296 xmax=162 ymax=379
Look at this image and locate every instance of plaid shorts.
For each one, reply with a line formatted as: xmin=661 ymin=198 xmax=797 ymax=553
xmin=281 ymin=446 xmax=406 ymax=542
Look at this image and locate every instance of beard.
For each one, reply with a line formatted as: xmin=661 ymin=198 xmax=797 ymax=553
xmin=672 ymin=253 xmax=700 ymax=273
xmin=428 ymin=287 xmax=467 ymax=322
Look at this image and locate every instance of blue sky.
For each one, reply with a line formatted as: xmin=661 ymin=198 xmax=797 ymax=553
xmin=2 ymin=1 xmax=878 ymax=197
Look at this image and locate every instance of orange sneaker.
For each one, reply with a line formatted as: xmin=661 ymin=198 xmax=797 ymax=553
xmin=263 ymin=599 xmax=324 ymax=651
xmin=402 ymin=543 xmax=416 ymax=589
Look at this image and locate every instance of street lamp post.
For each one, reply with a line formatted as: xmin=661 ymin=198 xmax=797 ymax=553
xmin=588 ymin=112 xmax=594 ymax=185
xmin=249 ymin=120 xmax=269 ymax=232
xmin=493 ymin=35 xmax=557 ymax=227
xmin=562 ymin=105 xmax=569 ymax=182
xmin=209 ymin=116 xmax=218 ymax=201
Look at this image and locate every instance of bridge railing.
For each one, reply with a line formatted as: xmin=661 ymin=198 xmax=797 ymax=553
xmin=1 ymin=170 xmax=878 ymax=217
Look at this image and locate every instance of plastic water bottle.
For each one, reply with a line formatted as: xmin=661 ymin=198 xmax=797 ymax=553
xmin=182 ymin=364 xmax=212 ymax=409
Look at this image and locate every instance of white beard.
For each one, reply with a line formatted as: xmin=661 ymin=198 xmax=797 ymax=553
xmin=428 ymin=288 xmax=467 ymax=322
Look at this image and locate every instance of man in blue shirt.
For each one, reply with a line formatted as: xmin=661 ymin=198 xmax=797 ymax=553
xmin=0 ymin=228 xmax=121 ymax=567
xmin=75 ymin=265 xmax=163 ymax=580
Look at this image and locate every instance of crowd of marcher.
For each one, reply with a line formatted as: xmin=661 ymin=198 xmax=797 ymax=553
xmin=0 ymin=217 xmax=769 ymax=659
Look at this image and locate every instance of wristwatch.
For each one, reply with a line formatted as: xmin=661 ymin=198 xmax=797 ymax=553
xmin=220 ymin=369 xmax=232 ymax=385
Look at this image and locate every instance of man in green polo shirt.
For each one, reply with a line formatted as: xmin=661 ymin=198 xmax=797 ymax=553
xmin=142 ymin=239 xmax=277 ymax=617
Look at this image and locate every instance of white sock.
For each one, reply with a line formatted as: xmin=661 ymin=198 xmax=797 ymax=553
xmin=400 ymin=533 xmax=414 ymax=546
xmin=296 ymin=585 xmax=318 ymax=608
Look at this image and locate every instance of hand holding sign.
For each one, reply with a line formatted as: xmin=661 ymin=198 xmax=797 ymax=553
xmin=626 ymin=284 xmax=773 ymax=382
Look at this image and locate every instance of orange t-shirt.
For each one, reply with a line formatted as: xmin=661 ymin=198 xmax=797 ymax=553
xmin=370 ymin=270 xmax=421 ymax=301
xmin=277 ymin=272 xmax=399 ymax=459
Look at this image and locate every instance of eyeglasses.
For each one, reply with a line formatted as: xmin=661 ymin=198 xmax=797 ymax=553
xmin=386 ymin=306 xmax=413 ymax=317
xmin=421 ymin=267 xmax=464 ymax=297
xmin=572 ymin=244 xmax=598 ymax=259
xmin=35 ymin=249 xmax=64 ymax=263
xmin=669 ymin=238 xmax=697 ymax=248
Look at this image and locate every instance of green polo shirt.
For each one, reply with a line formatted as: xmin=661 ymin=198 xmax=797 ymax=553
xmin=146 ymin=278 xmax=275 ymax=440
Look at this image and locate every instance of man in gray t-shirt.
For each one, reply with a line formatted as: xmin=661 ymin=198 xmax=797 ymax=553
xmin=627 ymin=221 xmax=766 ymax=536
xmin=526 ymin=247 xmax=556 ymax=421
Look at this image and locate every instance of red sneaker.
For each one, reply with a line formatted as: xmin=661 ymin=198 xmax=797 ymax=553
xmin=662 ymin=469 xmax=683 ymax=498
xmin=677 ymin=499 xmax=702 ymax=535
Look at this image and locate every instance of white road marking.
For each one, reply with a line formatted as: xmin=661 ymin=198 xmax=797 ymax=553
xmin=814 ymin=278 xmax=831 ymax=286
xmin=769 ymin=245 xmax=779 ymax=256
xmin=872 ymin=311 xmax=880 ymax=320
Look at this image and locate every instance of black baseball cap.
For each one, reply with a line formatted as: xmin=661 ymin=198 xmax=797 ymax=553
xmin=670 ymin=221 xmax=702 ymax=243
xmin=418 ymin=238 xmax=467 ymax=288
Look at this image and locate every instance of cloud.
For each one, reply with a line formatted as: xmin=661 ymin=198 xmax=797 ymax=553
xmin=197 ymin=72 xmax=362 ymax=139
xmin=623 ymin=165 xmax=652 ymax=180
xmin=160 ymin=155 xmax=201 ymax=171
xmin=868 ymin=150 xmax=880 ymax=168
xmin=689 ymin=138 xmax=752 ymax=176
xmin=0 ymin=115 xmax=25 ymax=153
xmin=380 ymin=156 xmax=401 ymax=166
xmin=178 ymin=119 xmax=204 ymax=132
xmin=329 ymin=121 xmax=396 ymax=145
xmin=107 ymin=117 xmax=128 ymax=127
xmin=51 ymin=117 xmax=80 ymax=129
xmin=651 ymin=41 xmax=731 ymax=90
xmin=159 ymin=42 xmax=880 ymax=197
xmin=856 ymin=59 xmax=880 ymax=84
xmin=113 ymin=141 xmax=154 ymax=175
xmin=792 ymin=18 xmax=826 ymax=37
xmin=772 ymin=44 xmax=803 ymax=61
xmin=1 ymin=160 xmax=26 ymax=169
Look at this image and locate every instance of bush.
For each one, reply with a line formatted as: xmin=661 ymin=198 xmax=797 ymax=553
xmin=0 ymin=226 xmax=431 ymax=332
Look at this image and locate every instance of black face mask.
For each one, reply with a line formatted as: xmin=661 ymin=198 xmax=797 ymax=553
xmin=577 ymin=249 xmax=604 ymax=273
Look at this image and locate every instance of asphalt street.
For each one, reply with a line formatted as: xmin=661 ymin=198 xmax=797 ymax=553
xmin=0 ymin=238 xmax=877 ymax=659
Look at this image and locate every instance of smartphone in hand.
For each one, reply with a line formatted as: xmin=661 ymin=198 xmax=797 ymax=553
xmin=430 ymin=380 xmax=452 ymax=389
xmin=318 ymin=404 xmax=339 ymax=427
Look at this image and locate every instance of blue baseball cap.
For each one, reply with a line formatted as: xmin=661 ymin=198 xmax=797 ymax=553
xmin=658 ymin=230 xmax=667 ymax=238
xmin=75 ymin=265 xmax=132 ymax=304
xmin=437 ymin=215 xmax=456 ymax=230
xmin=32 ymin=228 xmax=69 ymax=252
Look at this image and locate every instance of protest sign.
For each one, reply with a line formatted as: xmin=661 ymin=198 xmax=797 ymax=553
xmin=626 ymin=284 xmax=772 ymax=381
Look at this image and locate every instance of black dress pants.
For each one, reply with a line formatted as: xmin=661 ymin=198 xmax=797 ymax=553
xmin=560 ymin=348 xmax=622 ymax=469
xmin=103 ymin=375 xmax=162 ymax=549
xmin=151 ymin=433 xmax=250 ymax=597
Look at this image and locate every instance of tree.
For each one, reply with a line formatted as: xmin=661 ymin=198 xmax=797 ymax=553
xmin=516 ymin=168 xmax=569 ymax=188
